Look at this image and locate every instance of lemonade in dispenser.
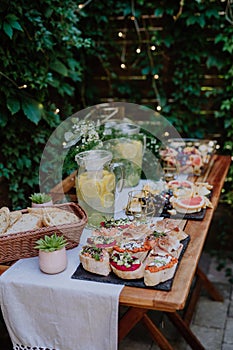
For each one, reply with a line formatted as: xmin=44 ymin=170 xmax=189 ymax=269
xmin=75 ymin=150 xmax=121 ymax=227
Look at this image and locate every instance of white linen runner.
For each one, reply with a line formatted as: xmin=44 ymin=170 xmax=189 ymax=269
xmin=0 ymin=240 xmax=124 ymax=350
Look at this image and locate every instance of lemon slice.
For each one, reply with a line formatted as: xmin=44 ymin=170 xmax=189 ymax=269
xmin=79 ymin=178 xmax=101 ymax=199
xmin=101 ymin=192 xmax=115 ymax=208
xmin=101 ymin=173 xmax=115 ymax=193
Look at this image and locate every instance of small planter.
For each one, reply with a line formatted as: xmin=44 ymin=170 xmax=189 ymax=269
xmin=31 ymin=200 xmax=53 ymax=208
xmin=29 ymin=193 xmax=53 ymax=207
xmin=35 ymin=233 xmax=68 ymax=274
xmin=39 ymin=247 xmax=67 ymax=274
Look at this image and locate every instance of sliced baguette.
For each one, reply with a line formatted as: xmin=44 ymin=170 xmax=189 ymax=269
xmin=80 ymin=248 xmax=111 ymax=276
xmin=5 ymin=213 xmax=42 ymax=234
xmin=144 ymin=253 xmax=178 ymax=286
xmin=42 ymin=210 xmax=81 ymax=227
xmin=111 ymin=262 xmax=145 ymax=280
xmin=0 ymin=207 xmax=10 ymax=234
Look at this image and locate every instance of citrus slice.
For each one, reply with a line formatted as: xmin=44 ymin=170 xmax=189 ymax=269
xmin=101 ymin=192 xmax=115 ymax=208
xmin=168 ymin=180 xmax=194 ymax=190
xmin=101 ymin=173 xmax=115 ymax=193
xmin=79 ymin=178 xmax=101 ymax=199
xmin=172 ymin=195 xmax=205 ymax=213
xmin=115 ymin=141 xmax=140 ymax=160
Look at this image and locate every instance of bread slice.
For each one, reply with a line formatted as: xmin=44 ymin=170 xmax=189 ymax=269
xmin=42 ymin=210 xmax=81 ymax=227
xmin=8 ymin=211 xmax=22 ymax=227
xmin=27 ymin=207 xmax=64 ymax=216
xmin=79 ymin=246 xmax=111 ymax=276
xmin=5 ymin=213 xmax=42 ymax=234
xmin=0 ymin=207 xmax=10 ymax=234
xmin=144 ymin=252 xmax=178 ymax=287
xmin=110 ymin=251 xmax=145 ymax=280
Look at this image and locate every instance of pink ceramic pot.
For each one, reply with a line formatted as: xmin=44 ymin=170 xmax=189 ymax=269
xmin=31 ymin=200 xmax=53 ymax=208
xmin=39 ymin=247 xmax=67 ymax=274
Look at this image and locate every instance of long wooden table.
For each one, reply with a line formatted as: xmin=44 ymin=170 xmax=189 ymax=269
xmin=0 ymin=154 xmax=231 ymax=350
xmin=118 ymin=154 xmax=231 ymax=349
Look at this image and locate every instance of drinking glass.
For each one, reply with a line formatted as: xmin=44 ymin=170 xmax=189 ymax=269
xmin=125 ymin=190 xmax=156 ymax=223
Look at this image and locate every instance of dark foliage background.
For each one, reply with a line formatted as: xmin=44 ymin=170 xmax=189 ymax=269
xmin=0 ymin=0 xmax=232 ymax=209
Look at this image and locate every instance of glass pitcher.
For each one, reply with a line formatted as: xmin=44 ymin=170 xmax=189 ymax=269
xmin=103 ymin=122 xmax=146 ymax=187
xmin=75 ymin=150 xmax=122 ymax=227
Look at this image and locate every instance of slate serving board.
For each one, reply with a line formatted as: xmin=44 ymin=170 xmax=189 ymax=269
xmin=71 ymin=236 xmax=190 ymax=291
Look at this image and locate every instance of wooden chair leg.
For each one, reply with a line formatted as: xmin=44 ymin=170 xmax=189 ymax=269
xmin=166 ymin=312 xmax=205 ymax=350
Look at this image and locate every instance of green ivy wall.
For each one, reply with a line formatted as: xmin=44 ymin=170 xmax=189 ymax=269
xmin=0 ymin=0 xmax=232 ymax=208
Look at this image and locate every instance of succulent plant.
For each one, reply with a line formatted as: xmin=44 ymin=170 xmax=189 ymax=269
xmin=29 ymin=192 xmax=52 ymax=204
xmin=35 ymin=233 xmax=68 ymax=252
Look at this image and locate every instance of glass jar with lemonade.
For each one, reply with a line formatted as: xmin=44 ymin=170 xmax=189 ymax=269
xmin=103 ymin=122 xmax=145 ymax=188
xmin=75 ymin=150 xmax=122 ymax=227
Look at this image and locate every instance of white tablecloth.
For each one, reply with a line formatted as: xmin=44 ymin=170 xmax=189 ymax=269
xmin=0 ymin=228 xmax=124 ymax=350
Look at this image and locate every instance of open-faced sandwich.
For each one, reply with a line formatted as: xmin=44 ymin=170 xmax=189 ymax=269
xmin=152 ymin=218 xmax=188 ymax=241
xmin=113 ymin=238 xmax=151 ymax=260
xmin=144 ymin=251 xmax=178 ymax=286
xmin=86 ymin=235 xmax=117 ymax=252
xmin=110 ymin=251 xmax=145 ymax=280
xmin=79 ymin=245 xmax=111 ymax=276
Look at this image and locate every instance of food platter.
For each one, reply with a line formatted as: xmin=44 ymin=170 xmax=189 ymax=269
xmin=71 ymin=235 xmax=190 ymax=291
xmin=159 ymin=138 xmax=217 ymax=176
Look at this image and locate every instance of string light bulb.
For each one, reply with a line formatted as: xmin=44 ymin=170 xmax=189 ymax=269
xmin=150 ymin=45 xmax=156 ymax=51
xmin=154 ymin=74 xmax=159 ymax=80
xmin=118 ymin=31 xmax=126 ymax=38
xmin=18 ymin=84 xmax=27 ymax=89
xmin=120 ymin=63 xmax=126 ymax=69
xmin=136 ymin=47 xmax=141 ymax=54
xmin=156 ymin=105 xmax=162 ymax=111
xmin=54 ymin=108 xmax=60 ymax=114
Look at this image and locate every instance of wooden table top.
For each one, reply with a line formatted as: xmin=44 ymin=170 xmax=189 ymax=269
xmin=118 ymin=155 xmax=232 ymax=312
xmin=0 ymin=155 xmax=231 ymax=311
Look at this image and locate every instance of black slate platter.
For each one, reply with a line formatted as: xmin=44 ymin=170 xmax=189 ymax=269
xmin=161 ymin=208 xmax=206 ymax=221
xmin=159 ymin=191 xmax=212 ymax=221
xmin=71 ymin=236 xmax=190 ymax=291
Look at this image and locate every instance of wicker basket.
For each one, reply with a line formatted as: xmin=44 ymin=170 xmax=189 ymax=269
xmin=0 ymin=202 xmax=87 ymax=264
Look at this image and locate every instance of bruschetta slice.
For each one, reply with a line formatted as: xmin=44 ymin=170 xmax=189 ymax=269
xmin=79 ymin=245 xmax=111 ymax=276
xmin=110 ymin=251 xmax=145 ymax=280
xmin=144 ymin=252 xmax=178 ymax=286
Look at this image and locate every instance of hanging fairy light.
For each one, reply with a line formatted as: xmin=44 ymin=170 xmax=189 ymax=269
xmin=116 ymin=0 xmax=163 ymax=112
xmin=118 ymin=31 xmax=126 ymax=38
xmin=77 ymin=0 xmax=93 ymax=12
xmin=18 ymin=84 xmax=27 ymax=89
